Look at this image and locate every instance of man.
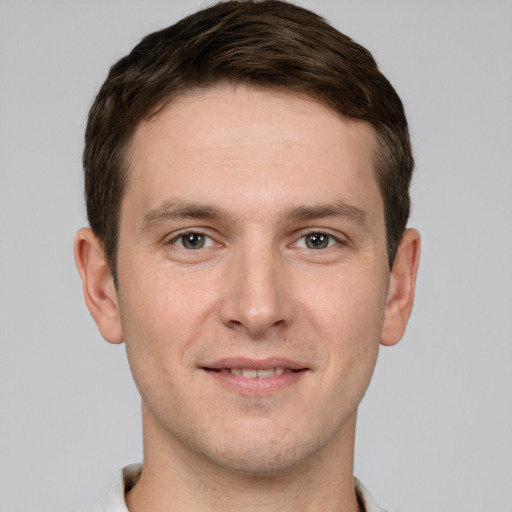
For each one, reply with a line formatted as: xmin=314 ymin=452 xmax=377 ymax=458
xmin=74 ymin=1 xmax=420 ymax=511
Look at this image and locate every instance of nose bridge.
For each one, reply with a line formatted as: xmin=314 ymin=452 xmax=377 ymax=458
xmin=221 ymin=234 xmax=288 ymax=336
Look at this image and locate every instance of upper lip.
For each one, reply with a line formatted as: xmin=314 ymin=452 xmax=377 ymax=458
xmin=202 ymin=357 xmax=308 ymax=371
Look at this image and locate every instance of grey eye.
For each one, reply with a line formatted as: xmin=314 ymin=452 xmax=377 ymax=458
xmin=305 ymin=233 xmax=331 ymax=249
xmin=175 ymin=232 xmax=210 ymax=249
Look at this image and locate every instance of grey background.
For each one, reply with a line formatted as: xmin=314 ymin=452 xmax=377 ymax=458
xmin=1 ymin=1 xmax=511 ymax=511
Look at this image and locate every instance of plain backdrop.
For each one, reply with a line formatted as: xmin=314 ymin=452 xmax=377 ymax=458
xmin=1 ymin=1 xmax=511 ymax=511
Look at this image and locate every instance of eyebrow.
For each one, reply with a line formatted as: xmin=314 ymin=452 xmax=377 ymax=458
xmin=282 ymin=201 xmax=368 ymax=225
xmin=140 ymin=200 xmax=230 ymax=231
xmin=139 ymin=198 xmax=368 ymax=231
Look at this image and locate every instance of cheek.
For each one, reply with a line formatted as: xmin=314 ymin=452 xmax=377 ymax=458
xmin=117 ymin=277 xmax=194 ymax=420
xmin=120 ymin=256 xmax=217 ymax=328
xmin=117 ymin=261 xmax=222 ymax=377
xmin=301 ymin=265 xmax=388 ymax=341
xmin=299 ymin=266 xmax=387 ymax=394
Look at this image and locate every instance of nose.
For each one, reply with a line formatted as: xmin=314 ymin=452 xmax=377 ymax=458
xmin=219 ymin=242 xmax=292 ymax=338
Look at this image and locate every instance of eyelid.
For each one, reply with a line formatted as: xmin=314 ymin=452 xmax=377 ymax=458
xmin=163 ymin=227 xmax=347 ymax=249
xmin=291 ymin=229 xmax=345 ymax=249
xmin=166 ymin=229 xmax=216 ymax=248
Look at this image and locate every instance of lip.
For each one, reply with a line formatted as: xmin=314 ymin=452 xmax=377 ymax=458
xmin=201 ymin=357 xmax=309 ymax=396
xmin=203 ymin=357 xmax=307 ymax=371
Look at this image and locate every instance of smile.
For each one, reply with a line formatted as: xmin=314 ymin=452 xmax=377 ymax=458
xmin=202 ymin=358 xmax=308 ymax=395
xmin=216 ymin=367 xmax=294 ymax=378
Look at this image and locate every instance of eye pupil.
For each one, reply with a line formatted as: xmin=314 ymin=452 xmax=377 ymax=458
xmin=182 ymin=233 xmax=205 ymax=249
xmin=306 ymin=233 xmax=329 ymax=249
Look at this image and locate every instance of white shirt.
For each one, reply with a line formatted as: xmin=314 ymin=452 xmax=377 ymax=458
xmin=82 ymin=464 xmax=388 ymax=512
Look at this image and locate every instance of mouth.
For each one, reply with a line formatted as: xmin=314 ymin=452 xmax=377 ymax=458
xmin=207 ymin=367 xmax=300 ymax=378
xmin=201 ymin=358 xmax=309 ymax=394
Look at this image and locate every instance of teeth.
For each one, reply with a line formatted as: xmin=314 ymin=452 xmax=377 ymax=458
xmin=224 ymin=367 xmax=288 ymax=378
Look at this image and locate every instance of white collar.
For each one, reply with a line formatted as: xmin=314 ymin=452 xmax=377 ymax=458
xmin=83 ymin=464 xmax=388 ymax=512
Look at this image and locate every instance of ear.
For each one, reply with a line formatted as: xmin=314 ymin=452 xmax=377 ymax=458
xmin=74 ymin=227 xmax=123 ymax=344
xmin=380 ymin=228 xmax=421 ymax=347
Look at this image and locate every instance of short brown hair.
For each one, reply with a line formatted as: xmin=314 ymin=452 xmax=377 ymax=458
xmin=84 ymin=0 xmax=413 ymax=281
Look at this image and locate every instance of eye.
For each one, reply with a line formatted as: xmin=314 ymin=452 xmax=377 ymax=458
xmin=171 ymin=232 xmax=215 ymax=250
xmin=295 ymin=232 xmax=339 ymax=250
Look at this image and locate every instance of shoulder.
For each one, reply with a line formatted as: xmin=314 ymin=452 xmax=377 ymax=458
xmin=80 ymin=464 xmax=142 ymax=512
xmin=354 ymin=477 xmax=390 ymax=512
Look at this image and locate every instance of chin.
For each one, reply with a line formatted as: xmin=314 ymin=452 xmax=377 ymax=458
xmin=205 ymin=437 xmax=314 ymax=477
xmin=193 ymin=416 xmax=343 ymax=478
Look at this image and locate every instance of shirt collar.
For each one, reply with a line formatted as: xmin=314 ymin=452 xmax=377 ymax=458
xmin=87 ymin=464 xmax=388 ymax=512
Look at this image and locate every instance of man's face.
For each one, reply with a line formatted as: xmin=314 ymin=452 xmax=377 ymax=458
xmin=115 ymin=85 xmax=391 ymax=474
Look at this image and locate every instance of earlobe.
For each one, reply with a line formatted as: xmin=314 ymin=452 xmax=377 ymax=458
xmin=380 ymin=228 xmax=421 ymax=347
xmin=74 ymin=227 xmax=124 ymax=344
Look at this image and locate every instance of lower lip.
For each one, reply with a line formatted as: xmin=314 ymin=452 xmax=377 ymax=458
xmin=203 ymin=369 xmax=307 ymax=395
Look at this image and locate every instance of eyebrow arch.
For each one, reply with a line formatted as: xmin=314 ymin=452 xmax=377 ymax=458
xmin=139 ymin=199 xmax=368 ymax=232
xmin=282 ymin=201 xmax=368 ymax=225
xmin=139 ymin=200 xmax=230 ymax=231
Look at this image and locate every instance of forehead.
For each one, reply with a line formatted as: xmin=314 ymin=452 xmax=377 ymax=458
xmin=124 ymin=84 xmax=382 ymax=225
xmin=140 ymin=84 xmax=376 ymax=154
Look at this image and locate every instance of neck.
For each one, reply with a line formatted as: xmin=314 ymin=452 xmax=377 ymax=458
xmin=126 ymin=409 xmax=361 ymax=512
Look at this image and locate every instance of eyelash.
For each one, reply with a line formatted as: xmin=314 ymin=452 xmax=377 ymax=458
xmin=168 ymin=230 xmax=216 ymax=250
xmin=292 ymin=231 xmax=342 ymax=250
xmin=167 ymin=230 xmax=343 ymax=251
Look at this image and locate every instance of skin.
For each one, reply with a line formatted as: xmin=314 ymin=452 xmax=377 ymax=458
xmin=75 ymin=84 xmax=420 ymax=512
